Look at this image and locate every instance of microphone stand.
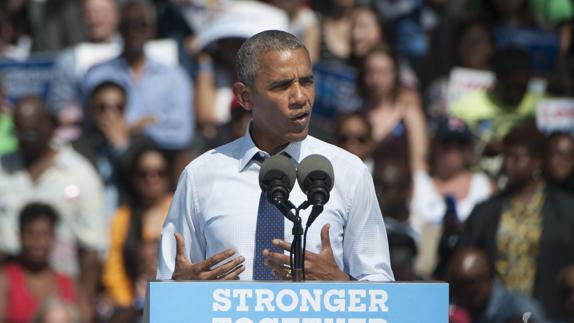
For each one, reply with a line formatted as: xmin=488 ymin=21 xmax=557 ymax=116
xmin=274 ymin=200 xmax=325 ymax=282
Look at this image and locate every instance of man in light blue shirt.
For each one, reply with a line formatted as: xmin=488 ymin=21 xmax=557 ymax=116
xmin=157 ymin=30 xmax=394 ymax=281
xmin=81 ymin=1 xmax=193 ymax=150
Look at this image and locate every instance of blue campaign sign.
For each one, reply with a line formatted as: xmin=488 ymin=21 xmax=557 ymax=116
xmin=0 ymin=58 xmax=55 ymax=103
xmin=147 ymin=281 xmax=448 ymax=323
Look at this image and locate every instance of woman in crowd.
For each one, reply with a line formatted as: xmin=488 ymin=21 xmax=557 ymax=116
xmin=102 ymin=143 xmax=172 ymax=320
xmin=544 ymin=131 xmax=574 ymax=194
xmin=0 ymin=203 xmax=78 ymax=322
xmin=410 ymin=117 xmax=494 ymax=278
xmin=460 ymin=121 xmax=574 ymax=321
xmin=358 ymin=44 xmax=427 ymax=172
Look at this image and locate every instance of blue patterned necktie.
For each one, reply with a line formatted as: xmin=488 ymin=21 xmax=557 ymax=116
xmin=252 ymin=153 xmax=285 ymax=280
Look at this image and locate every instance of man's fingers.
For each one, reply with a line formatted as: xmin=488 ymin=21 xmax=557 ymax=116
xmin=271 ymin=239 xmax=291 ymax=252
xmin=220 ymin=264 xmax=246 ymax=280
xmin=198 ymin=248 xmax=237 ymax=271
xmin=320 ymin=224 xmax=332 ymax=251
xmin=205 ymin=256 xmax=245 ymax=279
xmin=263 ymin=249 xmax=290 ymax=267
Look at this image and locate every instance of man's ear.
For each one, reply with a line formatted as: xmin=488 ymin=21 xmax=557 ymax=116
xmin=232 ymin=81 xmax=253 ymax=111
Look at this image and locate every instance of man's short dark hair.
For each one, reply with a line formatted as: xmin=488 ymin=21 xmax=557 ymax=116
xmin=19 ymin=202 xmax=59 ymax=231
xmin=235 ymin=30 xmax=308 ymax=86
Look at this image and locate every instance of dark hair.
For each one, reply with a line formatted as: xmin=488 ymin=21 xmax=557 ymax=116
xmin=335 ymin=111 xmax=372 ymax=138
xmin=357 ymin=44 xmax=401 ymax=104
xmin=492 ymin=47 xmax=532 ymax=78
xmin=19 ymin=202 xmax=59 ymax=231
xmin=89 ymin=80 xmax=128 ymax=103
xmin=503 ymin=120 xmax=545 ymax=159
xmin=235 ymin=30 xmax=308 ymax=85
xmin=452 ymin=18 xmax=495 ymax=65
xmin=123 ymin=142 xmax=167 ymax=284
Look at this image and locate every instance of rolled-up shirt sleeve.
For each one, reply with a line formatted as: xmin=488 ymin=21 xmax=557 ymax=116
xmin=157 ymin=169 xmax=204 ymax=280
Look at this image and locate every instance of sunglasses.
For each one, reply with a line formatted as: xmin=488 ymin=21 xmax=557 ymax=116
xmin=136 ymin=168 xmax=168 ymax=179
xmin=338 ymin=135 xmax=371 ymax=144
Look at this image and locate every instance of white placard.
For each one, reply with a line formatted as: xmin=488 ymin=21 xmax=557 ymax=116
xmin=537 ymin=98 xmax=574 ymax=134
xmin=447 ymin=67 xmax=495 ymax=109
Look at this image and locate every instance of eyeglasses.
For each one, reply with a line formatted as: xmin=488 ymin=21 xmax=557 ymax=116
xmin=338 ymin=135 xmax=371 ymax=144
xmin=136 ymin=168 xmax=168 ymax=179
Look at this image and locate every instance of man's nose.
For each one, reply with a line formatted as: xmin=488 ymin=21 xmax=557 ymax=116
xmin=290 ymin=83 xmax=306 ymax=107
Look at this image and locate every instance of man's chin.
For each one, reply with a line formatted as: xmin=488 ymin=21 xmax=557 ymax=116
xmin=286 ymin=129 xmax=309 ymax=143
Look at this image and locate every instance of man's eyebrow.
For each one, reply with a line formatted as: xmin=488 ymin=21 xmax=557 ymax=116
xmin=268 ymin=75 xmax=314 ymax=88
xmin=268 ymin=78 xmax=294 ymax=89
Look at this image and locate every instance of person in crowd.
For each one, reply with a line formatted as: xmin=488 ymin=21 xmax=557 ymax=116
xmin=447 ymin=247 xmax=545 ymax=323
xmin=0 ymin=96 xmax=106 ymax=320
xmin=102 ymin=144 xmax=171 ymax=321
xmin=349 ymin=5 xmax=385 ymax=67
xmin=82 ymin=0 xmax=194 ymax=153
xmin=0 ymin=0 xmax=33 ymax=60
xmin=372 ymin=157 xmax=418 ymax=281
xmin=425 ymin=19 xmax=496 ymax=119
xmin=459 ymin=121 xmax=574 ymax=321
xmin=0 ymin=203 xmax=78 ymax=322
xmin=157 ymin=30 xmax=394 ymax=282
xmin=451 ymin=48 xmax=542 ymax=156
xmin=347 ymin=4 xmax=419 ymax=89
xmin=557 ymin=265 xmax=574 ymax=323
xmin=479 ymin=0 xmax=536 ymax=28
xmin=544 ymin=132 xmax=574 ymax=193
xmin=32 ymin=297 xmax=82 ymax=323
xmin=0 ymin=75 xmax=16 ymax=156
xmin=529 ymin=0 xmax=573 ymax=55
xmin=410 ymin=117 xmax=494 ymax=278
xmin=48 ymin=0 xmax=121 ymax=123
xmin=314 ymin=0 xmax=356 ymax=65
xmin=268 ymin=0 xmax=319 ymax=62
xmin=358 ymin=44 xmax=428 ymax=172
xmin=102 ymin=144 xmax=171 ymax=305
xmin=387 ymin=230 xmax=419 ymax=282
xmin=72 ymin=80 xmax=154 ymax=221
xmin=203 ymin=99 xmax=252 ymax=151
xmin=334 ymin=112 xmax=376 ymax=171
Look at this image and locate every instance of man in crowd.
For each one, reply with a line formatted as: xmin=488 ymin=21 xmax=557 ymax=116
xmin=0 ymin=96 xmax=106 ymax=317
xmin=82 ymin=1 xmax=194 ymax=153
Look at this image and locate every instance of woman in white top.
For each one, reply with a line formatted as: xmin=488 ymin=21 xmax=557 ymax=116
xmin=410 ymin=117 xmax=495 ymax=278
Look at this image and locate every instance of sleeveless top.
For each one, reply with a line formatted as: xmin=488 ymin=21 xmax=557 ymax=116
xmin=4 ymin=263 xmax=76 ymax=323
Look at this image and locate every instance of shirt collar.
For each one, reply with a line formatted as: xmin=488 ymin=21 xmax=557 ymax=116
xmin=117 ymin=55 xmax=163 ymax=74
xmin=238 ymin=121 xmax=307 ymax=172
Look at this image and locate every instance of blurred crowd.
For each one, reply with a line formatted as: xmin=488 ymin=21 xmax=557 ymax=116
xmin=1 ymin=0 xmax=574 ymax=322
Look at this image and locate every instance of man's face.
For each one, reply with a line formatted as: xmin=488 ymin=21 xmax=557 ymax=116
xmin=120 ymin=5 xmax=154 ymax=55
xmin=83 ymin=0 xmax=118 ymax=42
xmin=246 ymin=48 xmax=315 ymax=152
xmin=14 ymin=99 xmax=53 ymax=159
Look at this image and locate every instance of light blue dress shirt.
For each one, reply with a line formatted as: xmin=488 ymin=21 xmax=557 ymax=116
xmin=157 ymin=127 xmax=394 ymax=281
xmin=81 ymin=56 xmax=194 ymax=150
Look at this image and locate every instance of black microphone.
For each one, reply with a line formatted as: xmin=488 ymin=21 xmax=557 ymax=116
xmin=297 ymin=154 xmax=334 ymax=227
xmin=259 ymin=154 xmax=297 ymax=220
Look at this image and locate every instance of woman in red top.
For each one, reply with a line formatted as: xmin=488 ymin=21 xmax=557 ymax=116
xmin=0 ymin=202 xmax=77 ymax=323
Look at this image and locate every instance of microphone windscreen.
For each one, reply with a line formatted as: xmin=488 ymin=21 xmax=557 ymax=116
xmin=259 ymin=154 xmax=296 ymax=192
xmin=296 ymin=154 xmax=334 ymax=193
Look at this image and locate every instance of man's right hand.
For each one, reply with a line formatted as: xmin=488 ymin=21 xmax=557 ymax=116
xmin=171 ymin=233 xmax=245 ymax=280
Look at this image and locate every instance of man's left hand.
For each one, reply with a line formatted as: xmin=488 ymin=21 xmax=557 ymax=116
xmin=263 ymin=224 xmax=350 ymax=281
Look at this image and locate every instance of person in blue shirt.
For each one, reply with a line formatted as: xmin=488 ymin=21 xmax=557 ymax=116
xmin=157 ymin=30 xmax=394 ymax=282
xmin=82 ymin=1 xmax=194 ymax=152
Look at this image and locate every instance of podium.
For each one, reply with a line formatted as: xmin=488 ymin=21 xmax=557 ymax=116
xmin=144 ymin=281 xmax=448 ymax=323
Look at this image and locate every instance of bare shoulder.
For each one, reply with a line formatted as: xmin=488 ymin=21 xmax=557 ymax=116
xmin=398 ymin=88 xmax=422 ymax=107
